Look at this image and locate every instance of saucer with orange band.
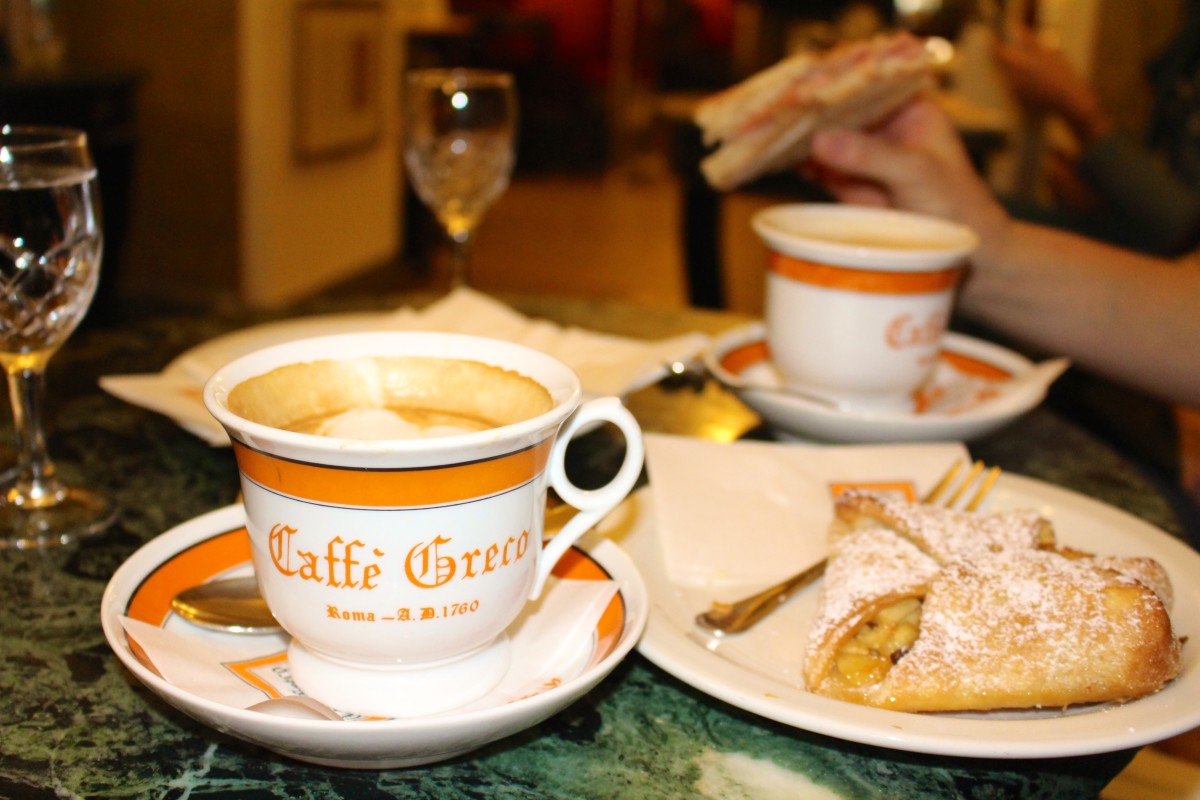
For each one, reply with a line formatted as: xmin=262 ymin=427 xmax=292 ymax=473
xmin=705 ymin=322 xmax=1061 ymax=444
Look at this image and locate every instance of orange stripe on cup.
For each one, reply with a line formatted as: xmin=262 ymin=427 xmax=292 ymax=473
xmin=767 ymin=251 xmax=961 ymax=295
xmin=232 ymin=439 xmax=554 ymax=508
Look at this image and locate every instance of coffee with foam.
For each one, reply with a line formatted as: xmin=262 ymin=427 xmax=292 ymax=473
xmin=227 ymin=355 xmax=554 ymax=439
xmin=300 ymin=407 xmax=484 ymax=439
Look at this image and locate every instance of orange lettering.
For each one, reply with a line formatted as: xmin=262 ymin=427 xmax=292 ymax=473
xmin=270 ymin=523 xmax=385 ymax=588
xmin=483 ymin=543 xmax=500 ymax=573
xmin=405 ymin=535 xmax=457 ymax=588
xmin=269 ymin=523 xmax=300 ymax=576
xmin=885 ymin=311 xmax=948 ymax=350
xmin=403 ymin=530 xmax=534 ymax=588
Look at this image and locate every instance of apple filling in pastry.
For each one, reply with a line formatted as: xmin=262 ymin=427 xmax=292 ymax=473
xmin=833 ymin=597 xmax=922 ymax=689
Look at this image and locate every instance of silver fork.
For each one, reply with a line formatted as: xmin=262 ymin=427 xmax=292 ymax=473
xmin=693 ymin=459 xmax=1000 ymax=636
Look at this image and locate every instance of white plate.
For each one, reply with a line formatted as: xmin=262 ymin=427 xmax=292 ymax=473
xmin=620 ymin=477 xmax=1200 ymax=759
xmin=705 ymin=322 xmax=1050 ymax=443
xmin=101 ymin=504 xmax=647 ymax=769
xmin=164 ymin=312 xmax=392 ymax=384
xmin=162 ymin=312 xmax=392 ymax=442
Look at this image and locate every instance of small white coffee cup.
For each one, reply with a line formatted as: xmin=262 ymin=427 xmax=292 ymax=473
xmin=753 ymin=203 xmax=978 ymax=412
xmin=203 ymin=331 xmax=644 ymax=717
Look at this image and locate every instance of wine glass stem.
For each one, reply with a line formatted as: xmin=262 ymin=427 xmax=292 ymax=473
xmin=4 ymin=361 xmax=65 ymax=508
xmin=448 ymin=230 xmax=476 ymax=289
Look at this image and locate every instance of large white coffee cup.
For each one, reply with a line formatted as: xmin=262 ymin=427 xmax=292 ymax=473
xmin=203 ymin=331 xmax=644 ymax=717
xmin=754 ymin=204 xmax=978 ymax=412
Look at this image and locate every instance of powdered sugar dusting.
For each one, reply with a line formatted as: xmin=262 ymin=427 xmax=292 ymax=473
xmin=805 ymin=492 xmax=1183 ymax=711
xmin=803 ymin=526 xmax=937 ymax=687
xmin=1092 ymin=555 xmax=1174 ymax=612
xmin=879 ymin=550 xmax=1172 ymax=710
xmin=837 ymin=490 xmax=1051 ymax=563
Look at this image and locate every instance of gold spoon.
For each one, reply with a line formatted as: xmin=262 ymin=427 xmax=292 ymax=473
xmin=171 ymin=575 xmax=282 ymax=634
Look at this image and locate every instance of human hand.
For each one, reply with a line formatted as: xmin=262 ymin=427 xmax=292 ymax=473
xmin=807 ymin=95 xmax=1007 ymax=239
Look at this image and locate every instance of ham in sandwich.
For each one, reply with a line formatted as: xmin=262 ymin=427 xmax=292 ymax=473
xmin=694 ymin=32 xmax=938 ymax=191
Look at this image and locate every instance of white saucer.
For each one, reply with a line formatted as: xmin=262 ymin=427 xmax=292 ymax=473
xmin=705 ymin=322 xmax=1054 ymax=443
xmin=100 ymin=504 xmax=648 ymax=769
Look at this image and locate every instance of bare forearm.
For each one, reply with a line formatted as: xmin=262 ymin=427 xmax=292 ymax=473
xmin=807 ymin=99 xmax=1200 ymax=404
xmin=959 ymin=220 xmax=1200 ymax=405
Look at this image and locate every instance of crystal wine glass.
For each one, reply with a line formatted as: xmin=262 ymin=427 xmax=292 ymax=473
xmin=0 ymin=125 xmax=113 ymax=548
xmin=403 ymin=68 xmax=518 ymax=289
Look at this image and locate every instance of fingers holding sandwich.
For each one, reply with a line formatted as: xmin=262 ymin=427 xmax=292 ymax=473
xmin=693 ymin=31 xmax=938 ymax=191
xmin=808 ymin=96 xmax=1009 ymax=246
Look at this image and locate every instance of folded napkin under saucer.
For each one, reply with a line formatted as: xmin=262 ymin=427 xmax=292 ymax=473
xmin=644 ymin=433 xmax=970 ymax=590
xmin=120 ymin=573 xmax=617 ymax=720
xmin=101 ymin=288 xmax=709 ymax=446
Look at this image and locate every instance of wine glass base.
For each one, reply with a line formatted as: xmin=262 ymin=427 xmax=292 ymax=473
xmin=0 ymin=487 xmax=116 ymax=549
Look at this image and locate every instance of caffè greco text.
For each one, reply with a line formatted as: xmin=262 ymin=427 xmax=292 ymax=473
xmin=885 ymin=310 xmax=948 ymax=350
xmin=267 ymin=522 xmax=530 ymax=620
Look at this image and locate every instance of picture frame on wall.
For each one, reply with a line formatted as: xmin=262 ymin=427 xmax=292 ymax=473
xmin=292 ymin=0 xmax=384 ymax=163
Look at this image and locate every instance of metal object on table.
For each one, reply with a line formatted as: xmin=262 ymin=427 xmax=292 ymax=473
xmin=171 ymin=576 xmax=281 ymax=635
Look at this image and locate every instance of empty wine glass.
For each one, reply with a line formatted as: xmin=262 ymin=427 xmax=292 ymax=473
xmin=403 ymin=68 xmax=518 ymax=289
xmin=0 ymin=125 xmax=114 ymax=548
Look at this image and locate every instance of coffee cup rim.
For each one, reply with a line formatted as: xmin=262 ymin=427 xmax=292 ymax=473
xmin=202 ymin=331 xmax=583 ymax=455
xmin=752 ymin=203 xmax=978 ymax=271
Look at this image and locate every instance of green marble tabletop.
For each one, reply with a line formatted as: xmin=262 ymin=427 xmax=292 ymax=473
xmin=0 ymin=291 xmax=1184 ymax=799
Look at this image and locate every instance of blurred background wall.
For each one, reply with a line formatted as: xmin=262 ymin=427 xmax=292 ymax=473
xmin=47 ymin=0 xmax=419 ymax=314
xmin=0 ymin=0 xmax=1187 ymax=319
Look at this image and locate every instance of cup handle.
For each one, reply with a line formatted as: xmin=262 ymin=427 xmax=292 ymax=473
xmin=529 ymin=396 xmax=644 ymax=599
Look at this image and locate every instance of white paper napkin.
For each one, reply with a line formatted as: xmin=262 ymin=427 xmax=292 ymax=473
xmin=918 ymin=356 xmax=1070 ymax=416
xmin=643 ymin=433 xmax=971 ymax=590
xmin=119 ymin=574 xmax=618 ymax=719
xmin=100 ymin=288 xmax=709 ymax=446
xmin=100 ymin=373 xmax=227 ymax=444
